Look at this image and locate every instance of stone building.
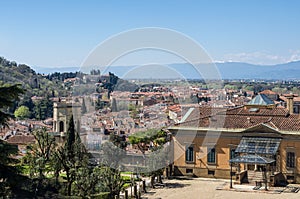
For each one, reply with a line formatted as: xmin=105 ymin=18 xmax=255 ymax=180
xmin=53 ymin=101 xmax=81 ymax=136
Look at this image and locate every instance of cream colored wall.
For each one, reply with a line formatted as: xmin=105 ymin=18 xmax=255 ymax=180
xmin=173 ymin=132 xmax=241 ymax=170
xmin=279 ymin=137 xmax=300 ymax=179
xmin=173 ymin=130 xmax=300 ymax=182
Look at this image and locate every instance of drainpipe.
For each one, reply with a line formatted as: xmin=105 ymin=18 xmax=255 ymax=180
xmin=230 ymin=163 xmax=233 ymax=188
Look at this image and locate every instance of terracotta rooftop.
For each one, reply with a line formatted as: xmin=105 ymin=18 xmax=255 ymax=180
xmin=7 ymin=135 xmax=35 ymax=145
xmin=259 ymin=90 xmax=277 ymax=95
xmin=174 ymin=105 xmax=300 ymax=132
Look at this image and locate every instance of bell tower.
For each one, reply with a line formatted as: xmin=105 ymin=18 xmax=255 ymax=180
xmin=53 ymin=100 xmax=81 ymax=136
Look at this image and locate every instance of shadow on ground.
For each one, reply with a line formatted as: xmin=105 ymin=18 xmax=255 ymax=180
xmin=164 ymin=182 xmax=191 ymax=189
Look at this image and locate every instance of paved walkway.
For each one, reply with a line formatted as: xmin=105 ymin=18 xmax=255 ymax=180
xmin=137 ymin=177 xmax=300 ymax=199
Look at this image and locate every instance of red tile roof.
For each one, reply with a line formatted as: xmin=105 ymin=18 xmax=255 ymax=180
xmin=175 ymin=106 xmax=300 ymax=132
xmin=259 ymin=90 xmax=277 ymax=95
xmin=7 ymin=135 xmax=35 ymax=145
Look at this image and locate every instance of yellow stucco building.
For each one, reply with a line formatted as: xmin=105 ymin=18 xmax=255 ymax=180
xmin=168 ymin=94 xmax=300 ymax=186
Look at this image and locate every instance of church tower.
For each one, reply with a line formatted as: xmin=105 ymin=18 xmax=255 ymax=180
xmin=53 ymin=100 xmax=81 ymax=137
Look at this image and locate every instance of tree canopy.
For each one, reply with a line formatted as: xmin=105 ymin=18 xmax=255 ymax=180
xmin=0 ymin=83 xmax=24 ymax=125
xmin=128 ymin=128 xmax=170 ymax=188
xmin=14 ymin=105 xmax=30 ymax=120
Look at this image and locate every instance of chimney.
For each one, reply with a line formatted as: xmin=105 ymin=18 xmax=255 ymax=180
xmin=286 ymin=94 xmax=294 ymax=114
xmin=247 ymin=117 xmax=251 ymax=124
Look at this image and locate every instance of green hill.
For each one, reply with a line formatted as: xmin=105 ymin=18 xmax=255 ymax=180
xmin=0 ymin=57 xmax=71 ymax=119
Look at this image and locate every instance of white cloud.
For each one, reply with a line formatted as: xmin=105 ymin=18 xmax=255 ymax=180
xmin=288 ymin=50 xmax=300 ymax=63
xmin=220 ymin=50 xmax=300 ymax=65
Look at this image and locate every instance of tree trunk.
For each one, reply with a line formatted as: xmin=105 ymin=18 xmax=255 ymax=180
xmin=150 ymin=175 xmax=155 ymax=188
xmin=67 ymin=181 xmax=72 ymax=196
xmin=66 ymin=172 xmax=72 ymax=196
xmin=55 ymin=170 xmax=59 ymax=185
xmin=39 ymin=169 xmax=43 ymax=179
xmin=158 ymin=174 xmax=162 ymax=184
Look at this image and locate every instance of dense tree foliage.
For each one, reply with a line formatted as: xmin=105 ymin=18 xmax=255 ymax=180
xmin=0 ymin=83 xmax=29 ymax=197
xmin=0 ymin=83 xmax=24 ymax=125
xmin=33 ymin=97 xmax=53 ymax=120
xmin=129 ymin=129 xmax=167 ymax=154
xmin=14 ymin=105 xmax=30 ymax=120
xmin=46 ymin=71 xmax=84 ymax=82
xmin=24 ymin=128 xmax=56 ymax=179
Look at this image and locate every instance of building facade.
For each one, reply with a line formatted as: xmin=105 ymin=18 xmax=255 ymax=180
xmin=168 ymin=94 xmax=300 ymax=185
xmin=53 ymin=101 xmax=81 ymax=136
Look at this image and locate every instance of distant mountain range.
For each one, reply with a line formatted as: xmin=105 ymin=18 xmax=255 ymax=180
xmin=33 ymin=61 xmax=300 ymax=80
xmin=216 ymin=61 xmax=300 ymax=80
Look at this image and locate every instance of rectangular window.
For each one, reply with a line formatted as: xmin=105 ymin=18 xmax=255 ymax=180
xmin=287 ymin=152 xmax=295 ymax=168
xmin=208 ymin=170 xmax=215 ymax=175
xmin=185 ymin=146 xmax=194 ymax=162
xmin=207 ymin=148 xmax=216 ymax=163
xmin=230 ymin=148 xmax=236 ymax=159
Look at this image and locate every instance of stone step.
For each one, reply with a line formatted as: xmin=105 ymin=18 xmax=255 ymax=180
xmin=247 ymin=171 xmax=264 ymax=182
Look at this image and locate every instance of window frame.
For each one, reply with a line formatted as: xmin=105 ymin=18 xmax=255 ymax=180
xmin=230 ymin=148 xmax=236 ymax=160
xmin=185 ymin=145 xmax=194 ymax=163
xmin=286 ymin=151 xmax=295 ymax=168
xmin=207 ymin=147 xmax=216 ymax=164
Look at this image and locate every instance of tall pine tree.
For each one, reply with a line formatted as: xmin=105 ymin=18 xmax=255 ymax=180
xmin=81 ymin=97 xmax=87 ymax=114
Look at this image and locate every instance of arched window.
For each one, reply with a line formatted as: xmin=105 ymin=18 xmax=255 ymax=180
xmin=59 ymin=121 xmax=64 ymax=132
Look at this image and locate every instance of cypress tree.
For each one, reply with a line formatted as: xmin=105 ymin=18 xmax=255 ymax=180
xmin=81 ymin=98 xmax=87 ymax=114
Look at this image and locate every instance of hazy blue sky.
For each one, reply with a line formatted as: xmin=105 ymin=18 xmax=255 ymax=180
xmin=1 ymin=0 xmax=300 ymax=67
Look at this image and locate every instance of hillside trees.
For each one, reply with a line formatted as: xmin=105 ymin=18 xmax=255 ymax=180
xmin=34 ymin=97 xmax=53 ymax=120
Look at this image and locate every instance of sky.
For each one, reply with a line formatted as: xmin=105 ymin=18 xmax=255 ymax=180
xmin=1 ymin=0 xmax=300 ymax=67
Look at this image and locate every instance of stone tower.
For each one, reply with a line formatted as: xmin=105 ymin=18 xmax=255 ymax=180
xmin=53 ymin=101 xmax=81 ymax=136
